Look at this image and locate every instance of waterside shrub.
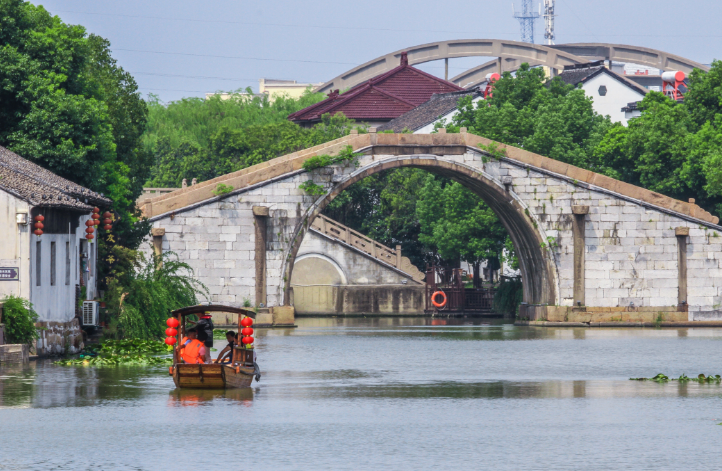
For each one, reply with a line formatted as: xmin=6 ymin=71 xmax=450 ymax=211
xmin=104 ymin=248 xmax=208 ymax=340
xmin=1 ymin=295 xmax=38 ymax=345
xmin=492 ymin=278 xmax=523 ymax=317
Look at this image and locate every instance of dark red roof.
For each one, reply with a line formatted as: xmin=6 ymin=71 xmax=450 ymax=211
xmin=288 ymin=52 xmax=465 ymax=124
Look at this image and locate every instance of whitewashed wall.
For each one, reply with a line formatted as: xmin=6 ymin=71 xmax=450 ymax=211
xmin=582 ymin=74 xmax=645 ymax=125
xmin=0 ymin=191 xmax=31 ymax=301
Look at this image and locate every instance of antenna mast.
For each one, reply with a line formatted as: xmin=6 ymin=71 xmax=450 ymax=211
xmin=512 ymin=0 xmax=540 ymax=44
xmin=543 ymin=0 xmax=555 ymax=45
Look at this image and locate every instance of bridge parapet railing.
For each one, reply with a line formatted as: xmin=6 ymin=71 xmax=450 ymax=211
xmin=310 ymin=214 xmax=424 ymax=281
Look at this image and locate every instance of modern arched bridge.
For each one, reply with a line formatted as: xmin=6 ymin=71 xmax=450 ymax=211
xmin=140 ymin=132 xmax=722 ymax=324
xmin=315 ymin=40 xmax=710 ymax=92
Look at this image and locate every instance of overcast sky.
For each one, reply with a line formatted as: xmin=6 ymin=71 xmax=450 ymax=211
xmin=37 ymin=0 xmax=721 ymax=103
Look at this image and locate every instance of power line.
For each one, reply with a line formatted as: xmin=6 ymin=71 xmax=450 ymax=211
xmin=54 ymin=9 xmax=722 ymax=38
xmin=54 ymin=10 xmax=519 ymax=37
xmin=114 ymin=48 xmax=358 ymax=65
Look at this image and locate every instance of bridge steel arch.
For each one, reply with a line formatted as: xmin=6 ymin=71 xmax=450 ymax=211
xmin=317 ymin=40 xmax=710 ymax=93
xmin=281 ymin=155 xmax=558 ymax=309
xmin=315 ymin=39 xmax=587 ymax=94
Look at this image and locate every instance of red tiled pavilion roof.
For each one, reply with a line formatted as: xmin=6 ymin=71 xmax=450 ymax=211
xmin=288 ymin=52 xmax=465 ymax=124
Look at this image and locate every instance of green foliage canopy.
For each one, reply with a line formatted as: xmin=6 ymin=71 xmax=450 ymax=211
xmin=0 ymin=0 xmax=151 ymax=247
xmin=0 ymin=295 xmax=38 ymax=345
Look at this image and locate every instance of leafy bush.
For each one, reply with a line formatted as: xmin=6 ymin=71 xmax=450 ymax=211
xmin=212 ymin=183 xmax=234 ymax=196
xmin=302 ymin=145 xmax=358 ymax=171
xmin=1 ymin=295 xmax=38 ymax=345
xmin=299 ymin=180 xmax=326 ymax=195
xmin=492 ymin=278 xmax=523 ymax=316
xmin=104 ymin=248 xmax=208 ymax=340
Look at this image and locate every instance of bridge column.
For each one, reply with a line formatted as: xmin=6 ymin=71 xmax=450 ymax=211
xmin=572 ymin=205 xmax=589 ymax=307
xmin=675 ymin=227 xmax=689 ymax=309
xmin=253 ymin=206 xmax=269 ymax=307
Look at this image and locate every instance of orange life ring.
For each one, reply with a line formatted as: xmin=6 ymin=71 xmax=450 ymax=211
xmin=431 ymin=291 xmax=447 ymax=308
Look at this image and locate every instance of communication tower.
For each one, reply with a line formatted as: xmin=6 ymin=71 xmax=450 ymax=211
xmin=512 ymin=0 xmax=540 ymax=44
xmin=543 ymin=0 xmax=555 ymax=45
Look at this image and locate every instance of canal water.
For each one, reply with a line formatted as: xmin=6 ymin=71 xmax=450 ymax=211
xmin=1 ymin=317 xmax=722 ymax=470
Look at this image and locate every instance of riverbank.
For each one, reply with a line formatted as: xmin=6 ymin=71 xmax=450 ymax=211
xmin=516 ymin=320 xmax=722 ymax=327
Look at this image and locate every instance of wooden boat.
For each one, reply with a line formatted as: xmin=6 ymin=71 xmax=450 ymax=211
xmin=168 ymin=304 xmax=260 ymax=389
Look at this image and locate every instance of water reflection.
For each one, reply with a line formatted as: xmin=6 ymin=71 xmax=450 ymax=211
xmin=168 ymin=387 xmax=254 ymax=407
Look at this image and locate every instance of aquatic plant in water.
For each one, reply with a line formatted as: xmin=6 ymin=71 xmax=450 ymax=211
xmin=630 ymin=373 xmax=722 ymax=383
xmin=55 ymin=339 xmax=172 ymax=366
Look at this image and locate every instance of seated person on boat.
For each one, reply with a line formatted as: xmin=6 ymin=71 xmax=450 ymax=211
xmin=180 ymin=327 xmax=207 ymax=364
xmin=214 ymin=331 xmax=238 ymax=364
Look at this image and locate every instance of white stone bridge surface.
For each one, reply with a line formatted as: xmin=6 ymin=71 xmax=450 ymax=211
xmin=140 ymin=131 xmax=722 ymax=323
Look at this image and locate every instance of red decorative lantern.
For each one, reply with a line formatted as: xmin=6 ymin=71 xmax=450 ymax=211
xmin=165 ymin=327 xmax=178 ymax=337
xmin=93 ymin=207 xmax=100 ymax=213
xmin=34 ymin=214 xmax=45 ymax=222
xmin=241 ymin=336 xmax=254 ymax=345
xmin=166 ymin=318 xmax=180 ymax=328
xmin=241 ymin=327 xmax=254 ymax=336
xmin=92 ymin=213 xmax=100 ymax=220
xmin=34 ymin=221 xmax=44 ymax=230
xmin=103 ymin=211 xmax=112 ymax=219
xmin=241 ymin=317 xmax=253 ymax=327
xmin=33 ymin=229 xmax=43 ymax=236
xmin=94 ymin=219 xmax=100 ymax=226
xmin=104 ymin=225 xmax=112 ymax=231
xmin=85 ymin=219 xmax=94 ymax=227
xmin=86 ymin=233 xmax=94 ymax=240
xmin=165 ymin=337 xmax=177 ymax=345
xmin=103 ymin=218 xmax=112 ymax=225
xmin=85 ymin=227 xmax=94 ymax=234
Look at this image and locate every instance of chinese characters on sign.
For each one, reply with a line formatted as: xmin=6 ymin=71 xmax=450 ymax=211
xmin=0 ymin=267 xmax=19 ymax=281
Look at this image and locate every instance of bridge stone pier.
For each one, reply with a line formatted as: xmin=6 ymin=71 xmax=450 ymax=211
xmin=140 ymin=131 xmax=722 ymax=324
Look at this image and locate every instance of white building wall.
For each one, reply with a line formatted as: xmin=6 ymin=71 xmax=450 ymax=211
xmin=0 ymin=191 xmax=31 ymax=302
xmin=581 ymin=74 xmax=645 ymax=125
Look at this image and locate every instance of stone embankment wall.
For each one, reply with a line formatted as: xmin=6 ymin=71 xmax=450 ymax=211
xmin=140 ymin=132 xmax=722 ymax=322
xmin=35 ymin=318 xmax=83 ymax=356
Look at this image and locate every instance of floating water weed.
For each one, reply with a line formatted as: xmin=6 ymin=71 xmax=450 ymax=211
xmin=55 ymin=339 xmax=172 ymax=366
xmin=630 ymin=373 xmax=722 ymax=384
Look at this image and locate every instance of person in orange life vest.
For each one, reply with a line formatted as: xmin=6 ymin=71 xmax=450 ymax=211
xmin=179 ymin=328 xmax=206 ymax=364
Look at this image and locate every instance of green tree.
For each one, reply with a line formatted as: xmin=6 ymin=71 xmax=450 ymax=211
xmin=0 ymin=0 xmax=150 ymax=247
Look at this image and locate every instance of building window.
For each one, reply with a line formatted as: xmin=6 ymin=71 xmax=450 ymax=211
xmin=50 ymin=241 xmax=56 ymax=286
xmin=598 ymin=85 xmax=608 ymax=96
xmin=65 ymin=241 xmax=71 ymax=285
xmin=36 ymin=241 xmax=41 ymax=286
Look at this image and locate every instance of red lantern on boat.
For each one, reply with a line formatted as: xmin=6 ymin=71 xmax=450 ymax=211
xmin=241 ymin=336 xmax=254 ymax=345
xmin=165 ymin=328 xmax=178 ymax=337
xmin=165 ymin=337 xmax=177 ymax=345
xmin=241 ymin=317 xmax=253 ymax=327
xmin=166 ymin=317 xmax=180 ymax=328
xmin=241 ymin=327 xmax=253 ymax=336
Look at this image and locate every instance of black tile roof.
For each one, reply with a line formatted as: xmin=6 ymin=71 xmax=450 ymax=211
xmin=377 ymin=88 xmax=482 ymax=133
xmin=0 ymin=146 xmax=111 ymax=211
xmin=559 ymin=62 xmax=648 ymax=96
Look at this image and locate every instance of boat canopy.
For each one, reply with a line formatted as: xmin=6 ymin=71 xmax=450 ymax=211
xmin=171 ymin=304 xmax=256 ymax=319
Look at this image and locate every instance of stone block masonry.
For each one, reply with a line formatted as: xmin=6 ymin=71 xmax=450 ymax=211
xmin=139 ymin=133 xmax=722 ymax=322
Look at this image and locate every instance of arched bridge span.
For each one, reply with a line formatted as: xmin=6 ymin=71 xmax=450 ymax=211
xmin=140 ymin=133 xmax=722 ymax=323
xmin=317 ymin=40 xmax=710 ymax=92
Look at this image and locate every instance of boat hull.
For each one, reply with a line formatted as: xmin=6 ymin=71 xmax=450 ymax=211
xmin=171 ymin=364 xmax=256 ymax=389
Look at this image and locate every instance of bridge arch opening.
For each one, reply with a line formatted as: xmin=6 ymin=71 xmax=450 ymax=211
xmin=281 ymin=156 xmax=559 ymax=310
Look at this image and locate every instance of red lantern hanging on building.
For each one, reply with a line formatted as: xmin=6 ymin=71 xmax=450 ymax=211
xmin=165 ymin=327 xmax=178 ymax=337
xmin=242 ymin=336 xmax=254 ymax=345
xmin=103 ymin=211 xmax=112 ymax=219
xmin=166 ymin=317 xmax=180 ymax=328
xmin=241 ymin=317 xmax=253 ymax=327
xmin=241 ymin=327 xmax=254 ymax=336
xmin=165 ymin=337 xmax=177 ymax=345
xmin=33 ymin=215 xmax=44 ymax=236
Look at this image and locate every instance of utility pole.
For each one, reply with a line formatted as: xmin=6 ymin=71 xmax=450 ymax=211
xmin=543 ymin=0 xmax=555 ymax=45
xmin=512 ymin=0 xmax=540 ymax=44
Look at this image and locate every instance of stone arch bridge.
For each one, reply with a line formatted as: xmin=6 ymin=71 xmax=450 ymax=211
xmin=140 ymin=132 xmax=722 ymax=323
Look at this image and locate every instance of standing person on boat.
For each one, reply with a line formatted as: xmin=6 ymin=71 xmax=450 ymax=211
xmin=214 ymin=331 xmax=238 ymax=364
xmin=179 ymin=328 xmax=207 ymax=364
